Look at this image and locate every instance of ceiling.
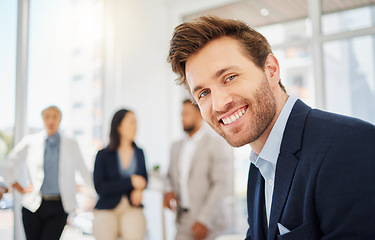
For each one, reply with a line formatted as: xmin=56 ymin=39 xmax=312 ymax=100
xmin=185 ymin=0 xmax=375 ymax=27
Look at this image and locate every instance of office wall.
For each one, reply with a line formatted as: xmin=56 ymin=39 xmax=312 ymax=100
xmin=103 ymin=0 xmax=177 ymax=173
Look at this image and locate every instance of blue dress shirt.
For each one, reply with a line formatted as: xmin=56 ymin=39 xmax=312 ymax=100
xmin=250 ymin=96 xmax=297 ymax=225
xmin=41 ymin=132 xmax=60 ymax=196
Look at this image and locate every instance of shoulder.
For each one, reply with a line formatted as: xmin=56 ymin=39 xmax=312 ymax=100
xmin=306 ymin=109 xmax=375 ymax=140
xmin=60 ymin=134 xmax=79 ymax=145
xmin=96 ymin=148 xmax=113 ymax=157
xmin=133 ymin=143 xmax=144 ymax=153
xmin=301 ymin=109 xmax=375 ymax=168
xmin=203 ymin=129 xmax=230 ymax=148
xmin=25 ymin=131 xmax=45 ymax=141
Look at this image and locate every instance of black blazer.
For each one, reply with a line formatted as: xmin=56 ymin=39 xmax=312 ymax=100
xmin=93 ymin=143 xmax=148 ymax=209
xmin=246 ymin=99 xmax=375 ymax=240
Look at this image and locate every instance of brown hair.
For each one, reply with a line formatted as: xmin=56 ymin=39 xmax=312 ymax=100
xmin=168 ymin=16 xmax=286 ymax=92
xmin=107 ymin=109 xmax=135 ymax=152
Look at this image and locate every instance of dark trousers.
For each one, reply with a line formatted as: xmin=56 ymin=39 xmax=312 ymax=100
xmin=22 ymin=199 xmax=68 ymax=240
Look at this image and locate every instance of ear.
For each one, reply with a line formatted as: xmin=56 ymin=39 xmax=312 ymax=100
xmin=264 ymin=54 xmax=280 ymax=89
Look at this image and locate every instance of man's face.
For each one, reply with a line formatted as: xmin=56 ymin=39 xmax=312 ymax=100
xmin=42 ymin=109 xmax=61 ymax=136
xmin=186 ymin=37 xmax=277 ymax=147
xmin=181 ymin=103 xmax=201 ymax=133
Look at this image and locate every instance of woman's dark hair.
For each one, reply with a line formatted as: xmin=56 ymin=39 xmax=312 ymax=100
xmin=107 ymin=109 xmax=132 ymax=151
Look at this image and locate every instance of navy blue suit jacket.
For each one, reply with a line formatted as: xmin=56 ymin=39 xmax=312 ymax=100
xmin=93 ymin=143 xmax=148 ymax=209
xmin=246 ymin=99 xmax=375 ymax=240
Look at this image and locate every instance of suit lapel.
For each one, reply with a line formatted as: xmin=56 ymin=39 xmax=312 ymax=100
xmin=248 ymin=164 xmax=268 ymax=240
xmin=268 ymin=100 xmax=311 ymax=240
xmin=188 ymin=133 xmax=209 ymax=179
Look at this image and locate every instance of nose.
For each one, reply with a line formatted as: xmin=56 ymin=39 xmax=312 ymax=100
xmin=212 ymin=87 xmax=232 ymax=113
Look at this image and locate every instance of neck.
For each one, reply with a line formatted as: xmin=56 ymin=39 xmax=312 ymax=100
xmin=250 ymin=92 xmax=289 ymax=154
xmin=47 ymin=130 xmax=58 ymax=136
xmin=119 ymin=138 xmax=133 ymax=149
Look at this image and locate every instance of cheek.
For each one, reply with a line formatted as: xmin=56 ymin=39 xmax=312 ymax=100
xmin=199 ymin=105 xmax=211 ymax=122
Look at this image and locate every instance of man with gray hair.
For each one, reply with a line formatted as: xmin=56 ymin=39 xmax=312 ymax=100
xmin=0 ymin=105 xmax=92 ymax=240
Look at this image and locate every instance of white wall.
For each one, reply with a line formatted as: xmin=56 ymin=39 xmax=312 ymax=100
xmin=103 ymin=0 xmax=179 ymax=173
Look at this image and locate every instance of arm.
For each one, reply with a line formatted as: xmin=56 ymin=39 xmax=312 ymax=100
xmin=0 ymin=137 xmax=29 ymax=186
xmin=135 ymin=148 xmax=148 ymax=187
xmin=93 ymin=150 xmax=134 ymax=197
xmin=196 ymin=137 xmax=233 ymax=228
xmin=71 ymin=140 xmax=94 ymax=188
xmin=163 ymin=143 xmax=179 ymax=210
xmin=315 ymin=125 xmax=375 ymax=239
xmin=0 ymin=180 xmax=7 ymax=199
xmin=130 ymin=148 xmax=148 ymax=206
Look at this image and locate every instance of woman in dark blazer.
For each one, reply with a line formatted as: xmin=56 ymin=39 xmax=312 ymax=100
xmin=92 ymin=109 xmax=148 ymax=240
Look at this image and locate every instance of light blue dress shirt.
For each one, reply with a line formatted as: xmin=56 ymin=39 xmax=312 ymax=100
xmin=117 ymin=151 xmax=137 ymax=178
xmin=41 ymin=132 xmax=61 ymax=196
xmin=250 ymin=96 xmax=297 ymax=225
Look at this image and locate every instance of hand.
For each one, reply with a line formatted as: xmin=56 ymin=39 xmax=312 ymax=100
xmin=191 ymin=221 xmax=209 ymax=240
xmin=12 ymin=182 xmax=34 ymax=194
xmin=0 ymin=186 xmax=7 ymax=200
xmin=131 ymin=175 xmax=147 ymax=190
xmin=163 ymin=192 xmax=178 ymax=211
xmin=130 ymin=189 xmax=143 ymax=206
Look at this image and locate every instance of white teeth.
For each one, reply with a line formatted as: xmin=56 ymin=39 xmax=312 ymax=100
xmin=222 ymin=109 xmax=246 ymax=125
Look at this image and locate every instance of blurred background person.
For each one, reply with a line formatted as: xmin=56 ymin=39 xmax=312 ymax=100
xmin=0 ymin=136 xmax=7 ymax=199
xmin=164 ymin=99 xmax=234 ymax=240
xmin=92 ymin=109 xmax=148 ymax=240
xmin=0 ymin=105 xmax=93 ymax=240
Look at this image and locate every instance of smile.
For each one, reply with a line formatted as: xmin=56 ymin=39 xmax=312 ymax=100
xmin=221 ymin=108 xmax=246 ymax=125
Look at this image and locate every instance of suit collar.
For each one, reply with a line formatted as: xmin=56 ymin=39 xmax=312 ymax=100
xmin=280 ymin=99 xmax=311 ymax=154
xmin=259 ymin=96 xmax=297 ymax=166
xmin=248 ymin=164 xmax=268 ymax=240
xmin=268 ymin=99 xmax=311 ymax=240
xmin=189 ymin=132 xmax=210 ymax=177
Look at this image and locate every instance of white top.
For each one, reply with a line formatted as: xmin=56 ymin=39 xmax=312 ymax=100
xmin=0 ymin=131 xmax=93 ymax=213
xmin=250 ymin=96 xmax=297 ymax=225
xmin=178 ymin=126 xmax=206 ymax=208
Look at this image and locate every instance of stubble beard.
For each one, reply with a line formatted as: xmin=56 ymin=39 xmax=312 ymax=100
xmin=208 ymin=78 xmax=277 ymax=148
xmin=183 ymin=124 xmax=196 ymax=134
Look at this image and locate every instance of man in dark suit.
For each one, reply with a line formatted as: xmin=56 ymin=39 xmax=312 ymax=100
xmin=167 ymin=16 xmax=375 ymax=239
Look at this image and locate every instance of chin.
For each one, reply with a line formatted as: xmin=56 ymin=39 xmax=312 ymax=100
xmin=224 ymin=137 xmax=250 ymax=148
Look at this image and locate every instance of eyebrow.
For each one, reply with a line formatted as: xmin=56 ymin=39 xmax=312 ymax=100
xmin=192 ymin=66 xmax=240 ymax=95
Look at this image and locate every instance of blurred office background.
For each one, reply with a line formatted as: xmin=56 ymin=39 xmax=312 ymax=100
xmin=1 ymin=0 xmax=375 ymax=239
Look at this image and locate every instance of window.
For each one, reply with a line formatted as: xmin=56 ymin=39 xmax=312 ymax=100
xmin=323 ymin=35 xmax=375 ymax=124
xmin=322 ymin=6 xmax=375 ymax=35
xmin=0 ymin=1 xmax=18 ymax=238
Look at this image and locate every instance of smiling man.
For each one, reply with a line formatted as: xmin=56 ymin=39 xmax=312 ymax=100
xmin=168 ymin=16 xmax=375 ymax=240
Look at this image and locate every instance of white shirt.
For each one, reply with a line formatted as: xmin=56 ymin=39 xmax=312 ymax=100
xmin=178 ymin=126 xmax=206 ymax=208
xmin=250 ymin=96 xmax=297 ymax=225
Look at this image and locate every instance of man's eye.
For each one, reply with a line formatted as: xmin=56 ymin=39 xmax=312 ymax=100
xmin=225 ymin=75 xmax=236 ymax=82
xmin=198 ymin=90 xmax=210 ymax=99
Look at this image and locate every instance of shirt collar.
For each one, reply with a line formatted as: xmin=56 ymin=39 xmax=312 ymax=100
xmin=251 ymin=96 xmax=297 ymax=165
xmin=46 ymin=132 xmax=60 ymax=144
